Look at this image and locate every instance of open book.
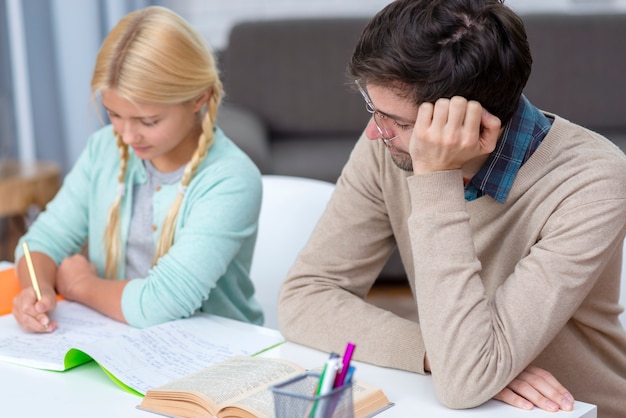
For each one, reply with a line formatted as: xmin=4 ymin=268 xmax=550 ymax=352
xmin=139 ymin=355 xmax=393 ymax=418
xmin=0 ymin=300 xmax=284 ymax=396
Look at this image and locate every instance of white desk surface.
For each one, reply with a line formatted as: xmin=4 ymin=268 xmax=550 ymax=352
xmin=1 ymin=317 xmax=597 ymax=418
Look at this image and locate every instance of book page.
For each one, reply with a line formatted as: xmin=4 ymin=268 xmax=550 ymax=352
xmin=352 ymin=379 xmax=394 ymax=418
xmin=141 ymin=356 xmax=394 ymax=418
xmin=0 ymin=301 xmax=285 ymax=396
xmin=80 ymin=318 xmax=285 ymax=395
xmin=0 ymin=301 xmax=129 ymax=370
xmin=219 ymin=387 xmax=276 ymax=418
xmin=143 ymin=356 xmax=304 ymax=416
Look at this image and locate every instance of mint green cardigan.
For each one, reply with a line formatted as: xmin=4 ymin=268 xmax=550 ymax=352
xmin=16 ymin=125 xmax=263 ymax=328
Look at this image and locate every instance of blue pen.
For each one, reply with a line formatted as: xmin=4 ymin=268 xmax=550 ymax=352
xmin=344 ymin=365 xmax=355 ymax=384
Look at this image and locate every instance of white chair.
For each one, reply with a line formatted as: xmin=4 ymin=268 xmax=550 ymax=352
xmin=251 ymin=175 xmax=335 ymax=329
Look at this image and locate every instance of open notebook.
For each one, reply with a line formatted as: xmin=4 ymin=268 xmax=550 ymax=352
xmin=0 ymin=265 xmax=284 ymax=396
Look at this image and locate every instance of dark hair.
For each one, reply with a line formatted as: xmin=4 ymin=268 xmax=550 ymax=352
xmin=349 ymin=0 xmax=531 ymax=124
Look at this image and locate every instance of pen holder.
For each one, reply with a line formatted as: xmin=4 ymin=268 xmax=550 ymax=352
xmin=270 ymin=372 xmax=354 ymax=418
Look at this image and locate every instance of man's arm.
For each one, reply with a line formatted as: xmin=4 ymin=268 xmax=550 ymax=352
xmin=278 ymin=134 xmax=427 ymax=373
xmin=407 ymin=98 xmax=626 ymax=407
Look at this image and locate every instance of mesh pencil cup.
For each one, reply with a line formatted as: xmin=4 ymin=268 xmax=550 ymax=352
xmin=270 ymin=372 xmax=354 ymax=418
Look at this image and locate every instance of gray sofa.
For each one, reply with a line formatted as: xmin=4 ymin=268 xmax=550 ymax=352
xmin=523 ymin=13 xmax=626 ymax=150
xmin=217 ymin=13 xmax=626 ymax=182
xmin=216 ymin=13 xmax=626 ymax=281
xmin=217 ymin=18 xmax=370 ymax=183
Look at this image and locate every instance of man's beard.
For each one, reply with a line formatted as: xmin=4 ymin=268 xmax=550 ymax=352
xmin=388 ymin=146 xmax=413 ymax=172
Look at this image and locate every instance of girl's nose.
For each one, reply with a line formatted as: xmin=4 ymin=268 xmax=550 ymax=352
xmin=119 ymin=122 xmax=140 ymax=144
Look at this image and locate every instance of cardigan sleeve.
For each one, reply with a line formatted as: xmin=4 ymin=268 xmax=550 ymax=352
xmin=15 ymin=129 xmax=112 ymax=264
xmin=121 ymin=138 xmax=263 ymax=328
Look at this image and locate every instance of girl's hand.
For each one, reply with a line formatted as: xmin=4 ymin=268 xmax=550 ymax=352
xmin=494 ymin=365 xmax=575 ymax=412
xmin=410 ymin=96 xmax=501 ymax=174
xmin=56 ymin=254 xmax=98 ymax=301
xmin=12 ymin=286 xmax=58 ymax=333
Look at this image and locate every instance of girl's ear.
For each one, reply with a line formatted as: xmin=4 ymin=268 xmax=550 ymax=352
xmin=192 ymin=88 xmax=212 ymax=113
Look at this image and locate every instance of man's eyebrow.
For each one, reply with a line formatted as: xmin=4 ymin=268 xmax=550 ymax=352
xmin=377 ymin=109 xmax=414 ymax=125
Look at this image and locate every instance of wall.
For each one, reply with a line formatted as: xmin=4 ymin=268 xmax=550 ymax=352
xmin=0 ymin=0 xmax=16 ymax=160
xmin=4 ymin=0 xmax=626 ymax=170
xmin=161 ymin=0 xmax=626 ymax=50
xmin=160 ymin=0 xmax=391 ymax=50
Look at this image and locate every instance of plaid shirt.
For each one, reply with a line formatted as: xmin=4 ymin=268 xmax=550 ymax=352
xmin=465 ymin=95 xmax=553 ymax=203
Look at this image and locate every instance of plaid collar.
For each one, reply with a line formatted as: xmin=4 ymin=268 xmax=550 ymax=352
xmin=465 ymin=95 xmax=552 ymax=203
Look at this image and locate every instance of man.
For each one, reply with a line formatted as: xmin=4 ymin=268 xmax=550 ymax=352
xmin=278 ymin=1 xmax=626 ymax=417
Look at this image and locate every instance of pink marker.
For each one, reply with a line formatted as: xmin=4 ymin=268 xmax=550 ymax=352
xmin=334 ymin=342 xmax=356 ymax=388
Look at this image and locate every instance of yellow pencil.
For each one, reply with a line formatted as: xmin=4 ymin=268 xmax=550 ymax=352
xmin=22 ymin=242 xmax=42 ymax=301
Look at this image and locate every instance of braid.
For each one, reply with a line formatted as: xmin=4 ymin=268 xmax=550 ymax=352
xmin=92 ymin=6 xmax=226 ymax=270
xmin=153 ymin=91 xmax=219 ymax=264
xmin=104 ymin=132 xmax=129 ymax=279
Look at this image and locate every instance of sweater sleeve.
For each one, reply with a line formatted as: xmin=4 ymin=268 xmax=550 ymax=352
xmin=278 ymin=134 xmax=426 ymax=373
xmin=408 ymin=165 xmax=626 ymax=408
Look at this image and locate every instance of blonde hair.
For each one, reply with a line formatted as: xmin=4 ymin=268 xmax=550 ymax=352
xmin=91 ymin=6 xmax=223 ymax=279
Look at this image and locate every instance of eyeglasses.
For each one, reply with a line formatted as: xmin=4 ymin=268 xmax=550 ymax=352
xmin=355 ymin=80 xmax=413 ymax=145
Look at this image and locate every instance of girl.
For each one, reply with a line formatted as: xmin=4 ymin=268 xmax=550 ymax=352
xmin=12 ymin=6 xmax=263 ymax=331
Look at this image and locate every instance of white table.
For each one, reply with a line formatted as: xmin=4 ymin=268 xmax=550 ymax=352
xmin=264 ymin=343 xmax=596 ymax=418
xmin=0 ymin=320 xmax=597 ymax=417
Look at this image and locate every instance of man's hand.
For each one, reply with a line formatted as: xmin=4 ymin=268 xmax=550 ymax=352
xmin=410 ymin=96 xmax=501 ymax=174
xmin=495 ymin=365 xmax=575 ymax=412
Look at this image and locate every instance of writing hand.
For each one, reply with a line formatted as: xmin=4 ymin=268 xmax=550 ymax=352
xmin=409 ymin=96 xmax=501 ymax=174
xmin=494 ymin=365 xmax=574 ymax=412
xmin=56 ymin=254 xmax=98 ymax=301
xmin=12 ymin=286 xmax=58 ymax=333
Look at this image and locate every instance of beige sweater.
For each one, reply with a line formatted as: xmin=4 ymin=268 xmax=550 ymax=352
xmin=278 ymin=116 xmax=626 ymax=417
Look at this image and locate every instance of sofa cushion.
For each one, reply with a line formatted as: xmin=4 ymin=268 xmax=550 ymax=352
xmin=217 ymin=103 xmax=272 ymax=173
xmin=220 ymin=18 xmax=371 ymax=137
xmin=271 ymin=135 xmax=359 ymax=183
xmin=522 ymin=13 xmax=626 ymax=134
